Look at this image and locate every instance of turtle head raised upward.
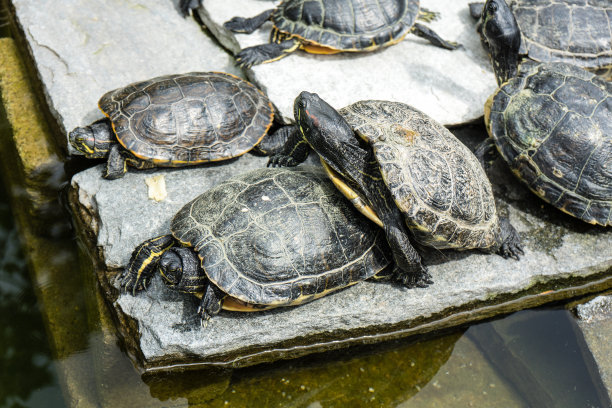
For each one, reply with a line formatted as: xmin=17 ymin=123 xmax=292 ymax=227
xmin=294 ymin=91 xmax=361 ymax=157
xmin=480 ymin=0 xmax=521 ymax=86
xmin=69 ymin=118 xmax=115 ymax=158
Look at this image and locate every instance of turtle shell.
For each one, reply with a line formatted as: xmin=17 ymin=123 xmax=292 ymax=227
xmin=170 ymin=166 xmax=390 ymax=306
xmin=273 ymin=0 xmax=419 ymax=51
xmin=488 ymin=61 xmax=612 ymax=226
xmin=510 ymin=0 xmax=612 ymax=70
xmin=98 ymin=72 xmax=274 ymax=165
xmin=339 ymin=100 xmax=501 ymax=250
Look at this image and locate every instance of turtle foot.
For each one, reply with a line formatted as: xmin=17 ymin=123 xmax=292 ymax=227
xmin=498 ymin=217 xmax=524 ymax=260
xmin=118 ymin=272 xmax=149 ymax=296
xmin=224 ymin=17 xmax=252 ymax=33
xmin=267 ymin=154 xmax=299 ymax=168
xmin=395 ymin=265 xmax=433 ymax=289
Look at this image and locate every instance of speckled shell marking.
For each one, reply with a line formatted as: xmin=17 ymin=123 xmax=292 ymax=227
xmin=274 ymin=0 xmax=419 ymax=51
xmin=489 ymin=61 xmax=612 ymax=225
xmin=340 ymin=100 xmax=501 ymax=250
xmin=170 ymin=167 xmax=390 ymax=306
xmin=510 ymin=0 xmax=612 ymax=70
xmin=98 ymin=72 xmax=274 ymax=165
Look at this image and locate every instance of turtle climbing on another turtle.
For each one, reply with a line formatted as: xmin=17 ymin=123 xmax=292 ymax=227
xmin=69 ymin=72 xmax=284 ymax=179
xmin=469 ymin=0 xmax=612 ymax=78
xmin=269 ymin=93 xmax=523 ymax=286
xmin=222 ymin=0 xmax=460 ymax=68
xmin=121 ymin=166 xmax=399 ymax=324
xmin=475 ymin=0 xmax=612 ymax=225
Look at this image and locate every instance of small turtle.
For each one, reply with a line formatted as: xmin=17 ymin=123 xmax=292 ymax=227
xmin=469 ymin=0 xmax=612 ymax=76
xmin=269 ymin=93 xmax=523 ymax=285
xmin=475 ymin=0 xmax=612 ymax=225
xmin=121 ymin=166 xmax=398 ymax=324
xmin=69 ymin=72 xmax=283 ymax=179
xmin=222 ymin=0 xmax=459 ymax=68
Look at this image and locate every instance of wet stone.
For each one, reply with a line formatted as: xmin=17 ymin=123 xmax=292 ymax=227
xmin=68 ymin=139 xmax=612 ymax=373
xmin=8 ymin=0 xmax=242 ymax=154
xmin=573 ymin=295 xmax=612 ymax=405
xmin=196 ymin=0 xmax=496 ymax=126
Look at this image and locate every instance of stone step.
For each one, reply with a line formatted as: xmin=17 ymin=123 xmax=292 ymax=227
xmin=8 ymin=0 xmax=242 ymax=155
xmin=68 ymin=136 xmax=612 ymax=373
xmin=196 ymin=0 xmax=497 ymax=126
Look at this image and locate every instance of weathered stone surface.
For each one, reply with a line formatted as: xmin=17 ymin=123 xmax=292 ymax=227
xmin=197 ymin=0 xmax=496 ymax=125
xmin=68 ymin=129 xmax=612 ymax=372
xmin=8 ymin=0 xmax=242 ymax=154
xmin=574 ymin=295 xmax=612 ymax=406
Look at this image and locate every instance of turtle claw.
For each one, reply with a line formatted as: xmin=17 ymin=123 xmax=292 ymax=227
xmin=178 ymin=0 xmax=201 ymax=17
xmin=499 ymin=240 xmax=524 ymax=261
xmin=395 ymin=264 xmax=432 ymax=289
xmin=197 ymin=306 xmax=212 ymax=328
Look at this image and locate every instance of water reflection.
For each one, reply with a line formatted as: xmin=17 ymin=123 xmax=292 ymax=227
xmin=0 ymin=182 xmax=65 ymax=408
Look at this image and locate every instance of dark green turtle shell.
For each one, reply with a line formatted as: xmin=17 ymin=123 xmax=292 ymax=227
xmin=510 ymin=0 xmax=612 ymax=70
xmin=98 ymin=72 xmax=274 ymax=166
xmin=170 ymin=166 xmax=390 ymax=306
xmin=273 ymin=0 xmax=419 ymax=51
xmin=488 ymin=61 xmax=612 ymax=225
xmin=339 ymin=101 xmax=502 ymax=251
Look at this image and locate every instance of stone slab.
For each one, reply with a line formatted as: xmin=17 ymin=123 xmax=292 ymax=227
xmin=197 ymin=0 xmax=496 ymax=126
xmin=68 ymin=131 xmax=612 ymax=373
xmin=8 ymin=0 xmax=242 ymax=155
xmin=574 ymin=295 xmax=612 ymax=406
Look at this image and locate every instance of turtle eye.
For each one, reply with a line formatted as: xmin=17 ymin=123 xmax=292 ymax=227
xmin=487 ymin=1 xmax=498 ymax=14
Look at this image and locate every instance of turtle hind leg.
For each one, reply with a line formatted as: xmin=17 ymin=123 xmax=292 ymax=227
xmin=236 ymin=39 xmax=300 ymax=68
xmin=411 ymin=22 xmax=461 ymax=50
xmin=178 ymin=0 xmax=201 ymax=17
xmin=197 ymin=284 xmax=226 ymax=326
xmin=474 ymin=138 xmax=498 ymax=170
xmin=418 ymin=8 xmax=440 ymax=23
xmin=384 ymin=223 xmax=433 ymax=288
xmin=120 ymin=235 xmax=176 ymax=295
xmin=496 ymin=217 xmax=524 ymax=260
xmin=224 ymin=9 xmax=274 ymax=34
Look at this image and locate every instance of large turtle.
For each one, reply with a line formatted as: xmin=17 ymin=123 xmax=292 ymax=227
xmin=269 ymin=93 xmax=523 ymax=285
xmin=469 ymin=0 xmax=612 ymax=77
xmin=220 ymin=0 xmax=459 ymax=68
xmin=69 ymin=72 xmax=282 ymax=179
xmin=476 ymin=0 xmax=612 ymax=225
xmin=120 ymin=166 xmax=398 ymax=324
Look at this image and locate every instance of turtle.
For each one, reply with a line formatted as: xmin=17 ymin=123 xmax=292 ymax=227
xmin=474 ymin=0 xmax=612 ymax=226
xmin=269 ymin=92 xmax=523 ymax=285
xmin=221 ymin=0 xmax=460 ymax=68
xmin=69 ymin=72 xmax=284 ymax=179
xmin=120 ymin=166 xmax=399 ymax=324
xmin=469 ymin=0 xmax=612 ymax=78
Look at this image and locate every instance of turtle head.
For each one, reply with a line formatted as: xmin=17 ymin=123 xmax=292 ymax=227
xmin=159 ymin=247 xmax=201 ymax=289
xmin=480 ymin=0 xmax=521 ymax=86
xmin=294 ymin=91 xmax=357 ymax=155
xmin=69 ymin=118 xmax=115 ymax=158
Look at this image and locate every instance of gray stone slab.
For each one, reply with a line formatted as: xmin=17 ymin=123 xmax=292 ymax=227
xmin=9 ymin=0 xmax=242 ymax=154
xmin=68 ymin=132 xmax=612 ymax=373
xmin=574 ymin=295 xmax=612 ymax=406
xmin=196 ymin=0 xmax=496 ymax=126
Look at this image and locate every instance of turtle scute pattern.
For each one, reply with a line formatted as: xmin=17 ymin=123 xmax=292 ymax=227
xmin=98 ymin=72 xmax=273 ymax=165
xmin=275 ymin=0 xmax=419 ymax=51
xmin=489 ymin=61 xmax=612 ymax=225
xmin=170 ymin=167 xmax=390 ymax=306
xmin=339 ymin=101 xmax=501 ymax=250
xmin=511 ymin=0 xmax=612 ymax=70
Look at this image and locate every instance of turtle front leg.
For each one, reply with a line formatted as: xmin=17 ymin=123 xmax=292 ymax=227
xmin=105 ymin=144 xmax=129 ymax=179
xmin=411 ymin=23 xmax=461 ymax=50
xmin=120 ymin=235 xmax=176 ymax=295
xmin=267 ymin=126 xmax=310 ymax=167
xmin=253 ymin=124 xmax=298 ymax=156
xmin=496 ymin=217 xmax=524 ymax=260
xmin=197 ymin=284 xmax=227 ymax=326
xmin=224 ymin=9 xmax=274 ymax=34
xmin=236 ymin=39 xmax=301 ymax=68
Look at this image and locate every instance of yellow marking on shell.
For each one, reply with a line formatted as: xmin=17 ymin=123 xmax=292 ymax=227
xmin=393 ymin=125 xmax=418 ymax=144
xmin=302 ymin=43 xmax=343 ymax=55
xmin=484 ymin=93 xmax=496 ymax=137
xmin=320 ymin=159 xmax=384 ymax=227
xmin=552 ymin=168 xmax=563 ymax=178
